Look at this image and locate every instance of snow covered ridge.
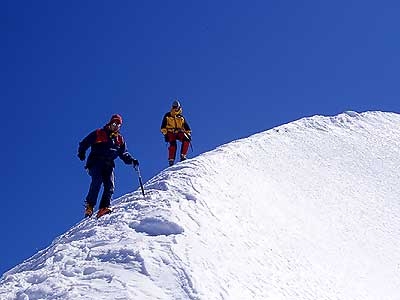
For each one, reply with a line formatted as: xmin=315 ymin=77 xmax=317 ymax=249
xmin=1 ymin=111 xmax=400 ymax=300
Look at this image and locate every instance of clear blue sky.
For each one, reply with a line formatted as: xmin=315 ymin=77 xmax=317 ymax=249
xmin=1 ymin=0 xmax=399 ymax=276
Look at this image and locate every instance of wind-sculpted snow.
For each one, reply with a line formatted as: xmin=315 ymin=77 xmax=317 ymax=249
xmin=1 ymin=111 xmax=400 ymax=300
xmin=132 ymin=217 xmax=184 ymax=236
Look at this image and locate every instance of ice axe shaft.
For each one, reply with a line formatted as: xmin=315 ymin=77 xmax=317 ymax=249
xmin=134 ymin=165 xmax=145 ymax=197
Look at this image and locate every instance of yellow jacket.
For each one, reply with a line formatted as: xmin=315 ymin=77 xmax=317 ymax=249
xmin=160 ymin=107 xmax=191 ymax=135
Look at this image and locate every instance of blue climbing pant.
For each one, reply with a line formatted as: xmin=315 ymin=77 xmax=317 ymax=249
xmin=85 ymin=162 xmax=115 ymax=209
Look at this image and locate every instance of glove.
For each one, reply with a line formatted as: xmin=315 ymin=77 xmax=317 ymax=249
xmin=132 ymin=159 xmax=139 ymax=167
xmin=78 ymin=152 xmax=85 ymax=161
xmin=164 ymin=134 xmax=169 ymax=142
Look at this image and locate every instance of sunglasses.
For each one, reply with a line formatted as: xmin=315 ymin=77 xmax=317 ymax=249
xmin=111 ymin=122 xmax=121 ymax=128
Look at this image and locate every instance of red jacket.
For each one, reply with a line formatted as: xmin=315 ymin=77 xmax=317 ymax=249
xmin=78 ymin=126 xmax=133 ymax=168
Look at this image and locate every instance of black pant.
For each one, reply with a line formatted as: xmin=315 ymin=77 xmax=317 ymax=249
xmin=86 ymin=162 xmax=115 ymax=209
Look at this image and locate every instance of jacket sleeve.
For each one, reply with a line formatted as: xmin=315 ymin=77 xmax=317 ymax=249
xmin=160 ymin=113 xmax=168 ymax=135
xmin=118 ymin=140 xmax=134 ymax=164
xmin=183 ymin=119 xmax=191 ymax=134
xmin=78 ymin=130 xmax=97 ymax=155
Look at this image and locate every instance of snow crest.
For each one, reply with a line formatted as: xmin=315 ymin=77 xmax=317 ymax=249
xmin=1 ymin=111 xmax=400 ymax=300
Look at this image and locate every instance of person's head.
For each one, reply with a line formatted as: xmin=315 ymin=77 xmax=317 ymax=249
xmin=171 ymin=99 xmax=182 ymax=115
xmin=108 ymin=114 xmax=122 ymax=132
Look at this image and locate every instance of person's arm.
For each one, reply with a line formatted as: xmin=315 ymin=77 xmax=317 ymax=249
xmin=77 ymin=130 xmax=97 ymax=159
xmin=183 ymin=118 xmax=191 ymax=135
xmin=118 ymin=140 xmax=139 ymax=166
xmin=161 ymin=113 xmax=169 ymax=135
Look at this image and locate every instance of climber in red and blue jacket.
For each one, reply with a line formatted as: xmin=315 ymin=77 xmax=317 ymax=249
xmin=78 ymin=114 xmax=139 ymax=218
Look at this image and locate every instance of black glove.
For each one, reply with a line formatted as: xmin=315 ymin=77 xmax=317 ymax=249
xmin=132 ymin=159 xmax=139 ymax=167
xmin=164 ymin=134 xmax=169 ymax=142
xmin=78 ymin=152 xmax=85 ymax=161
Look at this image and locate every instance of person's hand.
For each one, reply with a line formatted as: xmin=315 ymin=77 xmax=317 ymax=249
xmin=78 ymin=152 xmax=85 ymax=161
xmin=132 ymin=159 xmax=139 ymax=167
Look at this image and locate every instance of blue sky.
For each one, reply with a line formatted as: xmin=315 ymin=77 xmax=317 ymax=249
xmin=1 ymin=0 xmax=399 ymax=276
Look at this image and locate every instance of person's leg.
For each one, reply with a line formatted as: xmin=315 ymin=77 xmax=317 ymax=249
xmin=167 ymin=132 xmax=178 ymax=165
xmin=85 ymin=164 xmax=103 ymax=208
xmin=99 ymin=166 xmax=115 ymax=209
xmin=177 ymin=132 xmax=190 ymax=161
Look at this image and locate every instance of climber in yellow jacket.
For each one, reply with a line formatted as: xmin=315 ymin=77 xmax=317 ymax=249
xmin=160 ymin=100 xmax=192 ymax=166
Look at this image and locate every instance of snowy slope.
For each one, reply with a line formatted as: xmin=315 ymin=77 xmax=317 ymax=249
xmin=1 ymin=111 xmax=400 ymax=300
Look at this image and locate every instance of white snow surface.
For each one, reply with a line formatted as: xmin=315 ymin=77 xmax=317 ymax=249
xmin=1 ymin=111 xmax=400 ymax=300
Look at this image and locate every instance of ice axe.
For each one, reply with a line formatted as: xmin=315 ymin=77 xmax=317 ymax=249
xmin=183 ymin=132 xmax=194 ymax=153
xmin=134 ymin=165 xmax=145 ymax=197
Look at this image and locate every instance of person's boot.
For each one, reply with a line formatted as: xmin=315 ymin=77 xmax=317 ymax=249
xmin=180 ymin=154 xmax=187 ymax=162
xmin=168 ymin=159 xmax=174 ymax=166
xmin=96 ymin=207 xmax=112 ymax=218
xmin=84 ymin=203 xmax=94 ymax=218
